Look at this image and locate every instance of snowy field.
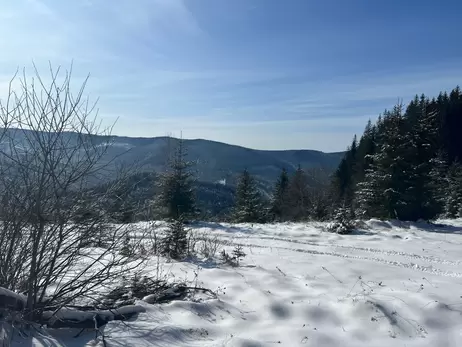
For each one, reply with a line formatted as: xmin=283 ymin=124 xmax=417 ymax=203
xmin=12 ymin=219 xmax=462 ymax=347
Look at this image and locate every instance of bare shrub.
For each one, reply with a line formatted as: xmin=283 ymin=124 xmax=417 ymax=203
xmin=187 ymin=230 xmax=226 ymax=259
xmin=198 ymin=234 xmax=223 ymax=258
xmin=0 ymin=65 xmax=144 ymax=323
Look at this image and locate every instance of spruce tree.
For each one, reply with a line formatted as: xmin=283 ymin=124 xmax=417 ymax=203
xmin=405 ymin=96 xmax=443 ymax=220
xmin=353 ymin=120 xmax=376 ymax=185
xmin=156 ymin=139 xmax=196 ymax=220
xmin=233 ymin=169 xmax=263 ymax=223
xmin=332 ymin=136 xmax=358 ymax=208
xmin=270 ymin=168 xmax=289 ymax=221
xmin=286 ymin=165 xmax=311 ymax=221
xmin=161 ymin=216 xmax=188 ymax=259
xmin=427 ymin=151 xmax=448 ymax=217
xmin=356 ymin=104 xmax=414 ymax=220
xmin=443 ymin=87 xmax=462 ymax=162
xmin=445 ymin=162 xmax=462 ymax=218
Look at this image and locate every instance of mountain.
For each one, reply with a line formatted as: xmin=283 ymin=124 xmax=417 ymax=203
xmin=98 ymin=135 xmax=343 ymax=189
xmin=0 ymin=128 xmax=343 ymax=189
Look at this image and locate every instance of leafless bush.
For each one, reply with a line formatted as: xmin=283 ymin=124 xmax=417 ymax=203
xmin=198 ymin=234 xmax=223 ymax=258
xmin=186 ymin=228 xmax=200 ymax=256
xmin=187 ymin=230 xmax=226 ymax=259
xmin=139 ymin=221 xmax=161 ymax=255
xmin=0 ymin=65 xmax=144 ymax=322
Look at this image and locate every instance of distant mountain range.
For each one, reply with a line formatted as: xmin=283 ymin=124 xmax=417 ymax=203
xmin=96 ymin=135 xmax=344 ymax=190
xmin=0 ymin=129 xmax=344 ymax=190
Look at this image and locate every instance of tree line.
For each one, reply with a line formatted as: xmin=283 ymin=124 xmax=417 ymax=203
xmin=331 ymin=86 xmax=462 ymax=221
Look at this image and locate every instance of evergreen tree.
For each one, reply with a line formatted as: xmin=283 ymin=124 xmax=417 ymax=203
xmin=356 ymin=104 xmax=415 ymax=220
xmin=286 ymin=166 xmax=311 ymax=221
xmin=306 ymin=167 xmax=332 ymax=221
xmin=427 ymin=151 xmax=448 ymax=217
xmin=156 ymin=139 xmax=197 ymax=220
xmin=270 ymin=168 xmax=289 ymax=221
xmin=335 ymin=86 xmax=462 ymax=222
xmin=403 ymin=96 xmax=443 ymax=220
xmin=445 ymin=162 xmax=462 ymax=218
xmin=441 ymin=87 xmax=462 ymax=163
xmin=233 ymin=169 xmax=263 ymax=223
xmin=332 ymin=136 xmax=358 ymax=208
xmin=353 ymin=120 xmax=376 ymax=184
xmin=161 ymin=217 xmax=188 ymax=259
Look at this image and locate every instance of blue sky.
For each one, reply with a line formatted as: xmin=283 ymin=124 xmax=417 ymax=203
xmin=1 ymin=0 xmax=461 ymax=152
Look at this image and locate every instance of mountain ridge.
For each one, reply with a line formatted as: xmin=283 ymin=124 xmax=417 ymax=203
xmin=0 ymin=128 xmax=344 ymax=188
xmin=106 ymin=134 xmax=342 ymax=154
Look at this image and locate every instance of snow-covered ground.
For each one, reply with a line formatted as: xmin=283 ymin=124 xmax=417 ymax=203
xmin=12 ymin=219 xmax=462 ymax=347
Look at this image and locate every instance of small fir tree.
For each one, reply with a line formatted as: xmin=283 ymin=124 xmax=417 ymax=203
xmin=270 ymin=168 xmax=289 ymax=221
xmin=156 ymin=138 xmax=197 ymax=220
xmin=160 ymin=216 xmax=188 ymax=260
xmin=286 ymin=166 xmax=311 ymax=221
xmin=233 ymin=169 xmax=263 ymax=223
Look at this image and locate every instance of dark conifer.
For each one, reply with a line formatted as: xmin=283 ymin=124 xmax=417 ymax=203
xmin=233 ymin=169 xmax=263 ymax=223
xmin=270 ymin=168 xmax=290 ymax=221
xmin=156 ymin=139 xmax=197 ymax=220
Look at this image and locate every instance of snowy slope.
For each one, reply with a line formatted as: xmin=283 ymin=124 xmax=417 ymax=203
xmin=11 ymin=219 xmax=462 ymax=347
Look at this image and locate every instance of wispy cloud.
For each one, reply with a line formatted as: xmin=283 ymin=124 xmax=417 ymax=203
xmin=0 ymin=0 xmax=461 ymax=152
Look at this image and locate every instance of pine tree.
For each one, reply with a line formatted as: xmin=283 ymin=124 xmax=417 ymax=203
xmin=270 ymin=168 xmax=289 ymax=221
xmin=233 ymin=169 xmax=263 ymax=223
xmin=286 ymin=165 xmax=311 ymax=221
xmin=156 ymin=139 xmax=196 ymax=220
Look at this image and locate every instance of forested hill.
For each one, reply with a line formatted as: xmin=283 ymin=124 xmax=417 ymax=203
xmin=331 ymin=86 xmax=462 ymax=221
xmin=0 ymin=129 xmax=343 ymax=189
xmin=98 ymin=136 xmax=343 ymax=187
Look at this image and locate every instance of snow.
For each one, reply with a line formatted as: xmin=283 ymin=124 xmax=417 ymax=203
xmin=41 ymin=305 xmax=146 ymax=323
xmin=0 ymin=288 xmax=26 ymax=305
xmin=96 ymin=142 xmax=134 ymax=149
xmin=10 ymin=219 xmax=462 ymax=346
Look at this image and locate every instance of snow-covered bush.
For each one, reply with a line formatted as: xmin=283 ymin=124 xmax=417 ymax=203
xmin=326 ymin=208 xmax=356 ymax=234
xmin=221 ymin=245 xmax=246 ymax=266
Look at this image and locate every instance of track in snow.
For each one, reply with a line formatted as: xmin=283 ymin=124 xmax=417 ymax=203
xmin=226 ymin=241 xmax=462 ymax=278
xmin=211 ymin=233 xmax=461 ymax=267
